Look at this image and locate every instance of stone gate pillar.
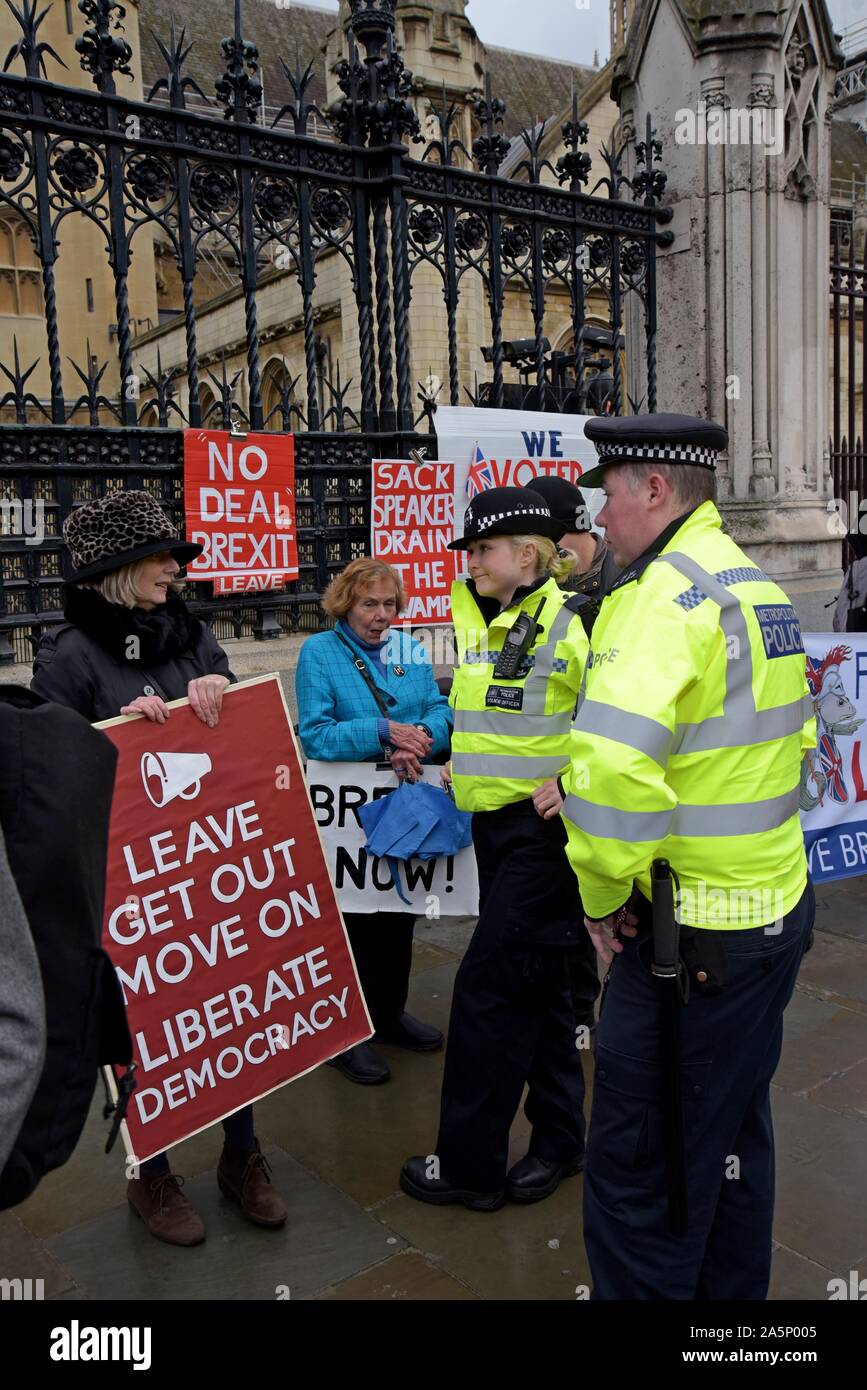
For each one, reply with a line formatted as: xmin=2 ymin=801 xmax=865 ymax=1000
xmin=614 ymin=1 xmax=843 ymax=627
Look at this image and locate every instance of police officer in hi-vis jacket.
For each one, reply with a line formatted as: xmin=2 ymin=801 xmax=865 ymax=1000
xmin=400 ymin=487 xmax=599 ymax=1211
xmin=538 ymin=413 xmax=816 ymax=1299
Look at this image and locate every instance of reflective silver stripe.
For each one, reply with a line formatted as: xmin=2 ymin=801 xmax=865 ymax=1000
xmin=563 ymin=785 xmax=799 ymax=841
xmin=454 ymin=708 xmax=573 ymax=737
xmin=452 ymin=752 xmax=569 ymax=779
xmin=674 ymin=695 xmax=812 ymax=755
xmin=660 ymin=552 xmax=755 ymax=718
xmin=563 ymin=793 xmax=674 ymax=842
xmin=673 ymin=786 xmax=800 ymax=837
xmin=574 ymin=699 xmax=672 ymax=767
xmin=575 ymin=660 xmax=589 ymax=713
xmin=659 ymin=553 xmax=807 ymax=756
xmin=521 ymin=601 xmax=578 ymax=716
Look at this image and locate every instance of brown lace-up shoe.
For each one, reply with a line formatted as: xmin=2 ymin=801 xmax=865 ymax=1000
xmin=217 ymin=1143 xmax=287 ymax=1228
xmin=127 ymin=1172 xmax=206 ymax=1247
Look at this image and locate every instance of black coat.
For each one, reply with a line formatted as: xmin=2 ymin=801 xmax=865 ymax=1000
xmin=0 ymin=682 xmax=130 ymax=1209
xmin=31 ymin=585 xmax=235 ymax=722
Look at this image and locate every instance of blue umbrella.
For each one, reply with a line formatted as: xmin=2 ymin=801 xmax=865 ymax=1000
xmin=359 ymin=780 xmax=473 ymax=904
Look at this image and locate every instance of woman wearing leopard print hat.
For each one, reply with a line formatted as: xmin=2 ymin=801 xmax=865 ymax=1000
xmin=31 ymin=489 xmax=288 ymax=1248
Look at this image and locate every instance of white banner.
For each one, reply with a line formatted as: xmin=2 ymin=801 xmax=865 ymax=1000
xmin=432 ymin=405 xmax=605 ymax=555
xmin=305 ymin=761 xmax=479 ymax=915
xmin=801 ymin=634 xmax=867 ymax=883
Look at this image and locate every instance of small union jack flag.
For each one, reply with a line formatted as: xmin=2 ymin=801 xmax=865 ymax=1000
xmin=466 ymin=444 xmax=494 ymax=500
xmin=818 ymin=731 xmax=847 ymax=804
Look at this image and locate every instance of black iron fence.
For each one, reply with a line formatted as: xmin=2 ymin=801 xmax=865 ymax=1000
xmin=0 ymin=0 xmax=671 ymax=664
xmin=830 ymin=220 xmax=866 ymax=567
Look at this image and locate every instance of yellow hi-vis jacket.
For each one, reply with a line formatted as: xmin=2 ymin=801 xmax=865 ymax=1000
xmin=450 ymin=575 xmax=590 ymax=814
xmin=561 ymin=500 xmax=815 ymax=927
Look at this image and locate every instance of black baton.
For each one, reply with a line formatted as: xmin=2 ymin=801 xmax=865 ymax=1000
xmin=650 ymin=858 xmax=688 ymax=1237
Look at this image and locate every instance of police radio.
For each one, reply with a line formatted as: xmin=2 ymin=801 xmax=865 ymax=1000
xmin=493 ymin=599 xmax=545 ymax=680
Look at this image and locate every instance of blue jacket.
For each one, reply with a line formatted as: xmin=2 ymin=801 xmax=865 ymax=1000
xmin=295 ymin=624 xmax=452 ymax=763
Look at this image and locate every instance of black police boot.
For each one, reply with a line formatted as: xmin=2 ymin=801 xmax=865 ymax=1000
xmin=400 ymin=1156 xmax=505 ymax=1212
xmin=505 ymin=1153 xmax=584 ymax=1204
xmin=326 ymin=1041 xmax=391 ymax=1085
xmin=374 ymin=1013 xmax=444 ymax=1052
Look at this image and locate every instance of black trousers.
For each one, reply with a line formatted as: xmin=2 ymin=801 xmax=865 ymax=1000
xmin=436 ymin=799 xmax=599 ymax=1192
xmin=584 ymin=880 xmax=815 ymax=1300
xmin=343 ymin=910 xmax=416 ymax=1033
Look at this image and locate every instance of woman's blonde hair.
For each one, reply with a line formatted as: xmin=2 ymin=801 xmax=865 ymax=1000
xmin=321 ymin=556 xmax=406 ymax=620
xmin=78 ymin=551 xmax=183 ymax=609
xmin=510 ymin=534 xmax=577 ymax=583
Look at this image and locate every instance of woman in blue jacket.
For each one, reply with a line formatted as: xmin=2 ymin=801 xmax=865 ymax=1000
xmin=296 ymin=558 xmax=452 ymax=1085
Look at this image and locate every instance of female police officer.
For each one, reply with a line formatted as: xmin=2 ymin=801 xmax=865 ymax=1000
xmin=400 ymin=486 xmax=599 ymax=1209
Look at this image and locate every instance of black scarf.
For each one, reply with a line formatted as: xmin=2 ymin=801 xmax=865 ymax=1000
xmin=63 ymin=584 xmax=202 ymax=665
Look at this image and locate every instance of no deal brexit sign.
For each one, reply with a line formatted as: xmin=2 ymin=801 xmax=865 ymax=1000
xmin=183 ymin=429 xmax=298 ymax=588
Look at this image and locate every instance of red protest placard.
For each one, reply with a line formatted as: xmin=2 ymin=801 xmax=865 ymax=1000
xmin=371 ymin=459 xmax=456 ymax=625
xmin=97 ymin=674 xmax=370 ymax=1164
xmin=183 ymin=429 xmax=298 ymax=582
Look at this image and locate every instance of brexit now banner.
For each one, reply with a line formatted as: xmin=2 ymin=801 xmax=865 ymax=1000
xmin=183 ymin=429 xmax=298 ymax=592
xmin=306 ymin=760 xmax=479 ymax=915
xmin=97 ymin=675 xmax=370 ymax=1164
xmin=800 ymin=634 xmax=867 ymax=884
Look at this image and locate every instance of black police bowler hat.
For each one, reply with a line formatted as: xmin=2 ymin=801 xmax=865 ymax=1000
xmin=527 ymin=476 xmax=592 ymax=533
xmin=579 ymin=412 xmax=728 ymax=488
xmin=448 ymin=486 xmax=566 ymax=550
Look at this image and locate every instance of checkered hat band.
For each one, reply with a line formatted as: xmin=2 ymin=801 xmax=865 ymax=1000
xmin=597 ymin=442 xmax=718 ymax=468
xmin=474 ymin=506 xmax=552 ymax=533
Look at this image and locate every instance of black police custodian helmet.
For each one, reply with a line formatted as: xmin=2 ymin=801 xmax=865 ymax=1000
xmin=448 ymin=486 xmax=565 ymax=551
xmin=527 ymin=475 xmax=592 ymax=534
xmin=579 ymin=412 xmax=728 ymax=488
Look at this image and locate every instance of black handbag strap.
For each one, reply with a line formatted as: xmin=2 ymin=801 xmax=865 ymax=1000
xmin=334 ymin=630 xmax=391 ymax=720
xmin=138 ymin=668 xmax=171 ymax=702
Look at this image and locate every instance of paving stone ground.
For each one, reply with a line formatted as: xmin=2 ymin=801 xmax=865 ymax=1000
xmin=2 ymin=880 xmax=866 ymax=1301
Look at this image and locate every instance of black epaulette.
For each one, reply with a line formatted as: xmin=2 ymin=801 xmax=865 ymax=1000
xmin=563 ymin=591 xmax=600 ymax=639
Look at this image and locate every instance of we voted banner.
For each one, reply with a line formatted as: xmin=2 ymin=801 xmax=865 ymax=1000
xmin=800 ymin=635 xmax=867 ymax=884
xmin=433 ymin=405 xmax=605 ymax=554
xmin=97 ymin=674 xmax=370 ymax=1165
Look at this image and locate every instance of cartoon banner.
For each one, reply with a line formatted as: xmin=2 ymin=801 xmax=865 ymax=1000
xmin=98 ymin=675 xmax=370 ymax=1165
xmin=183 ymin=429 xmax=298 ymax=584
xmin=371 ymin=459 xmax=456 ymax=625
xmin=800 ymin=635 xmax=867 ymax=883
xmin=306 ymin=761 xmax=479 ymax=915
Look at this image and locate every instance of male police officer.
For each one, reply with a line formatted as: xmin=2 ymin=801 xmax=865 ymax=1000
xmin=537 ymin=413 xmax=816 ymax=1299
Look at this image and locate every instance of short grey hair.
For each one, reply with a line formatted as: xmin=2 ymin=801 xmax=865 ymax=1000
xmin=618 ymin=461 xmax=716 ymax=509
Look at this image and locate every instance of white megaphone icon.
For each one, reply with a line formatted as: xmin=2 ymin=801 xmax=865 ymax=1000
xmin=141 ymin=751 xmax=213 ymax=808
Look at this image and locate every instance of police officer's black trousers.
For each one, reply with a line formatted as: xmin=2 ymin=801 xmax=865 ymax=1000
xmin=436 ymin=799 xmax=599 ymax=1193
xmin=342 ymin=911 xmax=415 ymax=1032
xmin=584 ymin=879 xmax=815 ymax=1300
